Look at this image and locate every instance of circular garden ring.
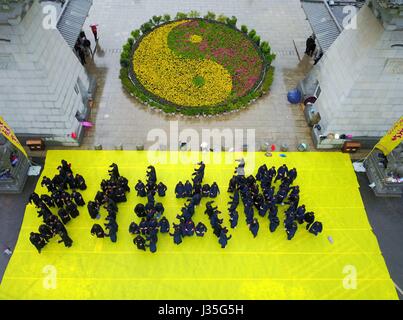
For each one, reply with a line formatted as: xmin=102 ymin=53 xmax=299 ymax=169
xmin=120 ymin=13 xmax=276 ymax=116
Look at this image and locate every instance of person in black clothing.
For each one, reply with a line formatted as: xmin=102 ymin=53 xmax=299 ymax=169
xmin=30 ymin=232 xmax=47 ymax=253
xmin=40 ymin=194 xmax=55 ymax=208
xmin=248 ymin=218 xmax=259 ymax=238
xmin=57 ymin=208 xmax=71 ymax=225
xmin=57 ymin=229 xmax=73 ymax=247
xmin=175 ymin=181 xmax=185 ymax=198
xmin=209 ymin=182 xmax=220 ymax=198
xmin=195 ymin=222 xmax=207 ymax=237
xmin=41 ymin=176 xmax=56 ymax=193
xmin=29 ymin=192 xmax=42 ymax=207
xmin=304 ymin=211 xmax=315 ymax=228
xmin=157 ymin=182 xmax=167 ymax=197
xmin=146 ymin=165 xmax=157 ymax=185
xmin=218 ymin=229 xmax=232 ymax=248
xmin=228 ymin=175 xmax=237 ymax=193
xmin=229 ymin=209 xmax=239 ymax=228
xmin=37 ymin=203 xmax=52 ymax=221
xmin=129 ymin=222 xmax=140 ymax=235
xmin=66 ymin=201 xmax=79 ymax=219
xmin=201 ymin=184 xmax=210 ymax=197
xmin=158 ymin=217 xmax=170 ymax=233
xmin=305 ymin=35 xmax=316 ymax=57
xmin=38 ymin=224 xmax=54 ymax=242
xmin=52 ymin=191 xmax=64 ymax=208
xmin=134 ymin=235 xmax=146 ymax=251
xmin=91 ymin=224 xmax=105 ymax=238
xmin=65 ymin=172 xmax=76 ymax=189
xmin=72 ymin=190 xmax=85 ymax=206
xmin=170 ymin=224 xmax=183 ymax=245
xmin=87 ymin=201 xmax=100 ymax=219
xmin=75 ymin=174 xmax=87 ymax=190
xmin=308 ymin=221 xmax=323 ymax=236
xmin=108 ymin=163 xmax=120 ymax=180
xmin=134 ymin=203 xmax=146 ymax=218
xmin=104 ymin=217 xmax=118 ymax=243
xmin=285 ymin=221 xmax=298 ymax=240
xmin=135 ymin=180 xmax=146 ymax=197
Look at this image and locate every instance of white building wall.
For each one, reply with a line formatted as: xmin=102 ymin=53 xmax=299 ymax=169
xmin=311 ymin=5 xmax=403 ymax=138
xmin=0 ymin=0 xmax=89 ymax=144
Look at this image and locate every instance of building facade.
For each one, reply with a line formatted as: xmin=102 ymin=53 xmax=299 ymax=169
xmin=0 ymin=0 xmax=94 ymax=146
xmin=300 ymin=0 xmax=403 ymax=148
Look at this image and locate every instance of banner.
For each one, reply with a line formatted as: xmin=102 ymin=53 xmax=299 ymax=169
xmin=0 ymin=116 xmax=28 ymax=158
xmin=375 ymin=116 xmax=403 ymax=155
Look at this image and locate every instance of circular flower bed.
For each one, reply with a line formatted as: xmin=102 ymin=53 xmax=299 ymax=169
xmin=120 ymin=13 xmax=275 ymax=116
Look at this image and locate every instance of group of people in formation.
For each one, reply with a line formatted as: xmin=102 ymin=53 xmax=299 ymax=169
xmin=129 ymin=166 xmax=168 ymax=252
xmin=227 ymin=160 xmax=323 ymax=241
xmin=89 ymin=163 xmax=131 ymax=242
xmin=28 ymin=160 xmax=87 ymax=253
xmin=28 ymin=159 xmax=323 ymax=253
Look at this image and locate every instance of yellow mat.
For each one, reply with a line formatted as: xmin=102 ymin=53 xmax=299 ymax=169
xmin=0 ymin=151 xmax=398 ymax=299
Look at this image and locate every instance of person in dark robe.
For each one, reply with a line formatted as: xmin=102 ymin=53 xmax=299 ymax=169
xmin=195 ymin=222 xmax=207 ymax=237
xmin=157 ymin=182 xmax=167 ymax=197
xmin=30 ymin=232 xmax=47 ymax=253
xmin=229 ymin=209 xmax=239 ymax=228
xmin=66 ymin=200 xmax=79 ymax=219
xmin=87 ymin=201 xmax=100 ymax=219
xmin=209 ymin=182 xmax=220 ymax=198
xmin=129 ymin=222 xmax=140 ymax=235
xmin=308 ymin=221 xmax=323 ymax=236
xmin=40 ymin=194 xmax=55 ymax=208
xmin=91 ymin=224 xmax=105 ymax=238
xmin=57 ymin=208 xmax=71 ymax=225
xmin=38 ymin=224 xmax=54 ymax=242
xmin=134 ymin=235 xmax=146 ymax=251
xmin=158 ymin=217 xmax=170 ymax=233
xmin=75 ymin=174 xmax=87 ymax=190
xmin=218 ymin=229 xmax=232 ymax=248
xmin=57 ymin=229 xmax=73 ymax=247
xmin=72 ymin=190 xmax=85 ymax=206
xmin=249 ymin=218 xmax=259 ymax=238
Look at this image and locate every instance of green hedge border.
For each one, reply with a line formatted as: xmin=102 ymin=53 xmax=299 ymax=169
xmin=120 ymin=12 xmax=275 ymax=116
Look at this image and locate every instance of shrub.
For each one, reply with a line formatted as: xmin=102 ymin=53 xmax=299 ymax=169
xmin=140 ymin=22 xmax=152 ymax=34
xmin=253 ymin=35 xmax=260 ymax=45
xmin=241 ymin=25 xmax=248 ymax=33
xmin=188 ymin=10 xmax=200 ymax=18
xmin=217 ymin=14 xmax=228 ymax=23
xmin=163 ymin=14 xmax=171 ymax=22
xmin=152 ymin=15 xmax=162 ymax=25
xmin=226 ymin=16 xmax=237 ymax=27
xmin=248 ymin=29 xmax=256 ymax=38
xmin=175 ymin=12 xmax=188 ymax=20
xmin=127 ymin=37 xmax=134 ymax=48
xmin=131 ymin=29 xmax=141 ymax=41
xmin=204 ymin=11 xmax=216 ymax=20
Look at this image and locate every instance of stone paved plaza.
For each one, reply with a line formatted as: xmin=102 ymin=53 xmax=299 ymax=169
xmin=77 ymin=0 xmax=314 ymax=151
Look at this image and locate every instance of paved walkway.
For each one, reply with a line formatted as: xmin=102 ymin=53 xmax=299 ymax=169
xmin=79 ymin=0 xmax=314 ymax=151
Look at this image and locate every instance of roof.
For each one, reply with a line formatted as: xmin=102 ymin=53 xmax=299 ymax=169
xmin=301 ymin=0 xmax=364 ymax=52
xmin=56 ymin=0 xmax=93 ymax=49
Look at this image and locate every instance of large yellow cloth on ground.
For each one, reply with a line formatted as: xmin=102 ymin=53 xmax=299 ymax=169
xmin=0 ymin=151 xmax=398 ymax=299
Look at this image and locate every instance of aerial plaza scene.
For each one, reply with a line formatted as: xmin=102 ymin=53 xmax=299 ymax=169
xmin=0 ymin=0 xmax=402 ymax=304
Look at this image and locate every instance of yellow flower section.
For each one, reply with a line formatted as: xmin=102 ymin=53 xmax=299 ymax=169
xmin=133 ymin=21 xmax=232 ymax=107
xmin=189 ymin=34 xmax=203 ymax=43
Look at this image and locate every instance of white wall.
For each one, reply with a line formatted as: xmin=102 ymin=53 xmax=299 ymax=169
xmin=0 ymin=0 xmax=89 ymax=144
xmin=311 ymin=5 xmax=403 ymax=138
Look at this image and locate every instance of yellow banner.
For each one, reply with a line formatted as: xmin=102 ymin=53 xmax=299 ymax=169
xmin=0 ymin=116 xmax=28 ymax=158
xmin=375 ymin=116 xmax=403 ymax=155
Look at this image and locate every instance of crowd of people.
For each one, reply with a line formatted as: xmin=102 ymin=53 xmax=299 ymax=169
xmin=89 ymin=163 xmax=131 ymax=242
xmin=227 ymin=160 xmax=323 ymax=241
xmin=170 ymin=162 xmax=212 ymax=246
xmin=130 ymin=166 xmax=168 ymax=252
xmin=28 ymin=159 xmax=323 ymax=253
xmin=28 ymin=160 xmax=87 ymax=253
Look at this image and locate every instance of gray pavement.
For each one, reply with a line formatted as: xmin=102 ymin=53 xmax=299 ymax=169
xmin=77 ymin=0 xmax=314 ymax=151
